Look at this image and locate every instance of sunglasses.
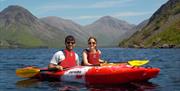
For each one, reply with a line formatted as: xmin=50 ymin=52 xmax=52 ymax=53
xmin=88 ymin=42 xmax=96 ymax=45
xmin=66 ymin=41 xmax=75 ymax=44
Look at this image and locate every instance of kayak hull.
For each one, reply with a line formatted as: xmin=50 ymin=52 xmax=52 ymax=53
xmin=33 ymin=65 xmax=160 ymax=85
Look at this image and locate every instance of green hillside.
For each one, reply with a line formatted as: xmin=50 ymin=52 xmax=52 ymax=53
xmin=119 ymin=0 xmax=180 ymax=48
xmin=144 ymin=20 xmax=180 ymax=47
xmin=0 ymin=24 xmax=46 ymax=48
xmin=0 ymin=5 xmax=66 ymax=48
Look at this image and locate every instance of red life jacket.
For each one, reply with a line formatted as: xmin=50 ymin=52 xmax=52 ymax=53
xmin=86 ymin=49 xmax=100 ymax=65
xmin=58 ymin=49 xmax=77 ymax=68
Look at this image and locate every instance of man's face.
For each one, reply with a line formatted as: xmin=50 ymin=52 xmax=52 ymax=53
xmin=65 ymin=40 xmax=75 ymax=51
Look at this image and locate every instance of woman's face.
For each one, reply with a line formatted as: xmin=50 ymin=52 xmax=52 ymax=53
xmin=88 ymin=39 xmax=96 ymax=49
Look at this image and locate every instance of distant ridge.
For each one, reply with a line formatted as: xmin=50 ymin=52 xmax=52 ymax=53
xmin=40 ymin=16 xmax=87 ymax=46
xmin=83 ymin=16 xmax=135 ymax=46
xmin=0 ymin=5 xmax=134 ymax=48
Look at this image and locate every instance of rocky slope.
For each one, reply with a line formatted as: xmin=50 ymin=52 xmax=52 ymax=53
xmin=120 ymin=0 xmax=180 ymax=48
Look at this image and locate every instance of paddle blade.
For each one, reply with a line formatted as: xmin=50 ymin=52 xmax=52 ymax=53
xmin=128 ymin=60 xmax=149 ymax=66
xmin=16 ymin=67 xmax=40 ymax=78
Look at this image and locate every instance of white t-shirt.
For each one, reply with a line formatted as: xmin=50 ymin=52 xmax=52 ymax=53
xmin=50 ymin=51 xmax=79 ymax=65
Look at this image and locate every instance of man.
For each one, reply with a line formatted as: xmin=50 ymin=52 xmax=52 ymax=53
xmin=48 ymin=35 xmax=79 ymax=70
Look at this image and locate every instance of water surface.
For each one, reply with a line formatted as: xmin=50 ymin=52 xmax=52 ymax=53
xmin=0 ymin=48 xmax=180 ymax=91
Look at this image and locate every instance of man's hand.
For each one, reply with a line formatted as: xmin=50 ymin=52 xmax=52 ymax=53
xmin=56 ymin=65 xmax=63 ymax=70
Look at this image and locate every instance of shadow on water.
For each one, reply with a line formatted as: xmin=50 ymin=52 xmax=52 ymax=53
xmin=16 ymin=79 xmax=159 ymax=91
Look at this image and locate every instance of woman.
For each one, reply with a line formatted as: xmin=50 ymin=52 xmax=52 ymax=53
xmin=82 ymin=36 xmax=105 ymax=66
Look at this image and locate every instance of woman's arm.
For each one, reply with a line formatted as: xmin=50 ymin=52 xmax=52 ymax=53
xmin=82 ymin=51 xmax=92 ymax=66
xmin=75 ymin=53 xmax=80 ymax=66
xmin=98 ymin=50 xmax=106 ymax=63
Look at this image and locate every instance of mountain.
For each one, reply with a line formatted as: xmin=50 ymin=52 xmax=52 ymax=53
xmin=0 ymin=5 xmax=134 ymax=48
xmin=40 ymin=16 xmax=87 ymax=46
xmin=0 ymin=5 xmax=69 ymax=48
xmin=84 ymin=16 xmax=135 ymax=47
xmin=119 ymin=0 xmax=180 ymax=48
xmin=120 ymin=20 xmax=149 ymax=47
xmin=41 ymin=16 xmax=135 ymax=47
xmin=121 ymin=19 xmax=149 ymax=42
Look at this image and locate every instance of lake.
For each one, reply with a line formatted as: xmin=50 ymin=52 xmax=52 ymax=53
xmin=0 ymin=48 xmax=180 ymax=91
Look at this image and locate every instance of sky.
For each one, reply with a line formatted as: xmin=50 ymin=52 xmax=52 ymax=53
xmin=0 ymin=0 xmax=168 ymax=25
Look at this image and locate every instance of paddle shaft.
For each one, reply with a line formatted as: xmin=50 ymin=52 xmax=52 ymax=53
xmin=41 ymin=67 xmax=69 ymax=72
xmin=101 ymin=60 xmax=149 ymax=66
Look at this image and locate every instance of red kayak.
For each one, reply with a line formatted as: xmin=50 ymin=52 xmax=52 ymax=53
xmin=33 ymin=64 xmax=160 ymax=85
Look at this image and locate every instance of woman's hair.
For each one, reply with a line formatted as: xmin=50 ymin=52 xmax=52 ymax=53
xmin=88 ymin=36 xmax=97 ymax=43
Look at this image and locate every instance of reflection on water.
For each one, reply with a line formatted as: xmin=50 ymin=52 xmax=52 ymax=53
xmin=16 ymin=79 xmax=40 ymax=88
xmin=86 ymin=81 xmax=158 ymax=91
xmin=16 ymin=79 xmax=83 ymax=91
xmin=16 ymin=79 xmax=158 ymax=91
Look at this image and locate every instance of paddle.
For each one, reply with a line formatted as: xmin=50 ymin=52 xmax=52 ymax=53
xmin=100 ymin=60 xmax=149 ymax=67
xmin=16 ymin=60 xmax=149 ymax=78
xmin=128 ymin=60 xmax=149 ymax=66
xmin=16 ymin=66 xmax=61 ymax=78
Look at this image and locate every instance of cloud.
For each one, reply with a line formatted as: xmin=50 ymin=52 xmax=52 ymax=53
xmin=41 ymin=4 xmax=85 ymax=10
xmin=113 ymin=11 xmax=153 ymax=17
xmin=37 ymin=0 xmax=135 ymax=12
xmin=91 ymin=0 xmax=134 ymax=8
xmin=0 ymin=0 xmax=6 ymax=2
xmin=36 ymin=4 xmax=83 ymax=13
xmin=70 ymin=11 xmax=152 ymax=20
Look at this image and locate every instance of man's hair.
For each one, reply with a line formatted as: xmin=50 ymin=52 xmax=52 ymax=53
xmin=65 ymin=35 xmax=75 ymax=43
